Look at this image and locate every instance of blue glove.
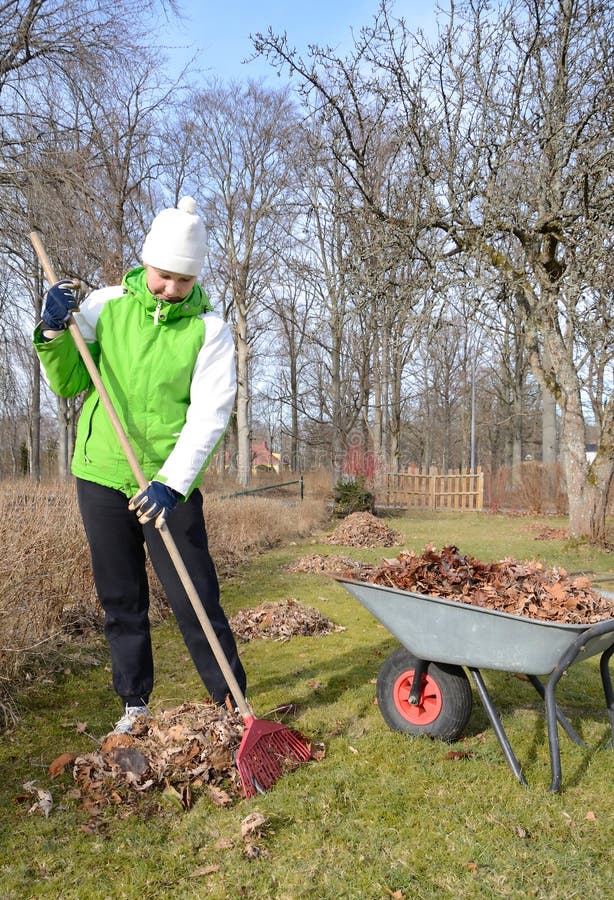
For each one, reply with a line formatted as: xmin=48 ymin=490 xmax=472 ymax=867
xmin=42 ymin=280 xmax=78 ymax=330
xmin=129 ymin=481 xmax=182 ymax=527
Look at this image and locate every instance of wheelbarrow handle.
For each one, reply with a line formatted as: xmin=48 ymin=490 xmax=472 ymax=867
xmin=29 ymin=230 xmax=252 ymax=719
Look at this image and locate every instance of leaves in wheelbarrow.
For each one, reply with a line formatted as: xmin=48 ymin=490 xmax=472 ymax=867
xmin=353 ymin=545 xmax=613 ymax=624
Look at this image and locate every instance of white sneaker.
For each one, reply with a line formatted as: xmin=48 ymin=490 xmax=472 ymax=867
xmin=113 ymin=704 xmax=152 ymax=734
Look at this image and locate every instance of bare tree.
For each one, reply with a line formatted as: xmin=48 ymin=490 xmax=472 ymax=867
xmin=255 ymin=0 xmax=614 ymax=540
xmin=0 ymin=0 xmax=185 ymax=477
xmin=174 ymin=81 xmax=298 ymax=486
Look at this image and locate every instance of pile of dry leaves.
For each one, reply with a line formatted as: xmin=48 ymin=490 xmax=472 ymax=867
xmin=352 ymin=544 xmax=613 ymax=625
xmin=229 ymin=598 xmax=345 ymax=642
xmin=285 ymin=553 xmax=360 ymax=576
xmin=49 ymin=702 xmax=245 ymax=816
xmin=326 ymin=512 xmax=403 ymax=549
xmin=524 ymin=523 xmax=569 ymax=541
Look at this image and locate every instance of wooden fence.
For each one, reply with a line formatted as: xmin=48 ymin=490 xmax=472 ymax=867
xmin=384 ymin=466 xmax=484 ymax=511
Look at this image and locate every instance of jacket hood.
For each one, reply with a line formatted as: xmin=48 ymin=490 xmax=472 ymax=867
xmin=122 ymin=266 xmax=213 ymax=319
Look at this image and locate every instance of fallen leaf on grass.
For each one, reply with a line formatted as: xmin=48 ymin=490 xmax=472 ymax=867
xmin=240 ymin=812 xmax=267 ymax=838
xmin=207 ymin=785 xmax=233 ymax=807
xmin=585 ymin=811 xmax=597 ymax=821
xmin=243 ymin=843 xmax=268 ymax=859
xmin=384 ymin=889 xmax=405 ymax=899
xmin=310 ymin=742 xmax=326 ymax=761
xmin=190 ymin=865 xmax=220 ymax=878
xmin=214 ymin=838 xmax=235 ymax=850
xmin=164 ymin=780 xmax=192 ymax=811
xmin=22 ymin=781 xmax=53 ymax=818
xmin=48 ymin=752 xmax=78 ymax=779
xmin=444 ymin=750 xmax=473 ymax=761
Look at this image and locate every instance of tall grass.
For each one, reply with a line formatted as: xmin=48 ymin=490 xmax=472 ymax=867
xmin=0 ymin=477 xmax=328 ymax=727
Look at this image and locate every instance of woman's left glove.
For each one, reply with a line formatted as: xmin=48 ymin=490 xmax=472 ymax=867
xmin=129 ymin=481 xmax=182 ymax=527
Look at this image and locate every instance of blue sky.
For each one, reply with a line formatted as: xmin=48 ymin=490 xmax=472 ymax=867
xmin=163 ymin=1 xmax=440 ymax=82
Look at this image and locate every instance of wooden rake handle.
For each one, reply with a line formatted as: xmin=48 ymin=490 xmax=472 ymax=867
xmin=30 ymin=230 xmax=251 ymax=718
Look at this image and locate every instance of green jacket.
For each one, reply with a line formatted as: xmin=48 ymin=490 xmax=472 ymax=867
xmin=34 ymin=267 xmax=236 ymax=498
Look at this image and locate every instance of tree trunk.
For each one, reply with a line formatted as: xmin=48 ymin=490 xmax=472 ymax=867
xmin=30 ymin=355 xmax=41 ymax=482
xmin=235 ymin=301 xmax=251 ymax=488
xmin=57 ymin=397 xmax=70 ymax=479
xmin=541 ymin=347 xmax=558 ymax=512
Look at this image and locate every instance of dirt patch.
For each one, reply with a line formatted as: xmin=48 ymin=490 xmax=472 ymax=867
xmin=325 ymin=512 xmax=403 ymax=548
xmin=229 ymin=598 xmax=345 ymax=642
xmin=351 ymin=544 xmax=613 ymax=625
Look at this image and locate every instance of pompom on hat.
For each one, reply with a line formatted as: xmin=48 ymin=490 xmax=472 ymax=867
xmin=142 ymin=196 xmax=206 ymax=276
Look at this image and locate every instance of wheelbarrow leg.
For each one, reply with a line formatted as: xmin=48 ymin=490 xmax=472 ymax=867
xmin=526 ymin=675 xmax=585 ymax=747
xmin=600 ymin=643 xmax=614 ymax=748
xmin=546 ymin=621 xmax=614 ymax=791
xmin=468 ymin=667 xmax=528 ymax=787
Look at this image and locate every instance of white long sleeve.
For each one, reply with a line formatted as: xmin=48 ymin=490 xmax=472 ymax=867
xmin=157 ymin=312 xmax=236 ymax=494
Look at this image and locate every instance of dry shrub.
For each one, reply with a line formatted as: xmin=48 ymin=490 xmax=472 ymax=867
xmin=0 ymin=479 xmax=95 ymax=725
xmin=0 ymin=478 xmax=327 ymax=726
xmin=496 ymin=462 xmax=567 ymax=514
xmin=206 ymin=495 xmax=327 ymax=574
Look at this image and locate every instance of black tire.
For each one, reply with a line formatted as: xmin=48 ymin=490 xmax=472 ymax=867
xmin=376 ymin=646 xmax=473 ymax=742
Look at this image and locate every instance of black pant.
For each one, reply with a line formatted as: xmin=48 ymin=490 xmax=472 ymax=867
xmin=76 ymin=478 xmax=246 ymax=708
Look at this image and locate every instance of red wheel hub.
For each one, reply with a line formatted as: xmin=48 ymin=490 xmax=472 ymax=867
xmin=393 ymin=669 xmax=443 ymax=725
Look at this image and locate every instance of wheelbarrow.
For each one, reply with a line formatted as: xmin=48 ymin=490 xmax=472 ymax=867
xmin=336 ymin=577 xmax=614 ymax=790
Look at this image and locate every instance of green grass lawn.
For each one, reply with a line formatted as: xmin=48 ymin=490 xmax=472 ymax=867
xmin=1 ymin=511 xmax=613 ymax=898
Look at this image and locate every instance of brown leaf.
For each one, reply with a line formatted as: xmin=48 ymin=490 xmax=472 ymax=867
xmin=190 ymin=865 xmax=220 ymax=878
xmin=207 ymin=785 xmax=233 ymax=807
xmin=310 ymin=741 xmax=326 ymax=761
xmin=243 ymin=843 xmax=268 ymax=859
xmin=444 ymin=750 xmax=473 ymax=761
xmin=214 ymin=837 xmax=235 ymax=850
xmin=107 ymin=747 xmax=150 ymax=776
xmin=48 ymin=752 xmax=78 ymax=779
xmin=241 ymin=812 xmax=267 ymax=838
xmin=100 ymin=733 xmax=136 ymax=752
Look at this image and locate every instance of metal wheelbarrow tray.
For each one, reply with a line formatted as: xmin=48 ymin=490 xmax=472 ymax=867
xmin=337 ymin=578 xmax=614 ymax=790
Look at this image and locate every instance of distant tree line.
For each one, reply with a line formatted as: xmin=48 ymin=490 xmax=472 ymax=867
xmin=0 ymin=0 xmax=611 ymax=540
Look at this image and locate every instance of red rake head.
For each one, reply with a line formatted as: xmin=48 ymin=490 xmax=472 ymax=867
xmin=235 ymin=716 xmax=312 ymax=799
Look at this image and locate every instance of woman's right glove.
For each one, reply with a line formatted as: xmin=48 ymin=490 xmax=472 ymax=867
xmin=129 ymin=481 xmax=182 ymax=528
xmin=42 ymin=280 xmax=78 ymax=330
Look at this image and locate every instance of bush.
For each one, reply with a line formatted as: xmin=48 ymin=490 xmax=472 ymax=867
xmin=332 ymin=475 xmax=375 ymax=517
xmin=0 ymin=478 xmax=328 ymax=727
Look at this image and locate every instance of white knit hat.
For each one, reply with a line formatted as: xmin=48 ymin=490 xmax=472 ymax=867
xmin=142 ymin=196 xmax=206 ymax=276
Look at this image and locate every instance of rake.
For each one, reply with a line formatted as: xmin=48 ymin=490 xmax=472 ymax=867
xmin=29 ymin=230 xmax=313 ymax=798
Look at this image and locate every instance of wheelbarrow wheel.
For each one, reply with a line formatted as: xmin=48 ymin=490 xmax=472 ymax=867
xmin=377 ymin=647 xmax=472 ymax=742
